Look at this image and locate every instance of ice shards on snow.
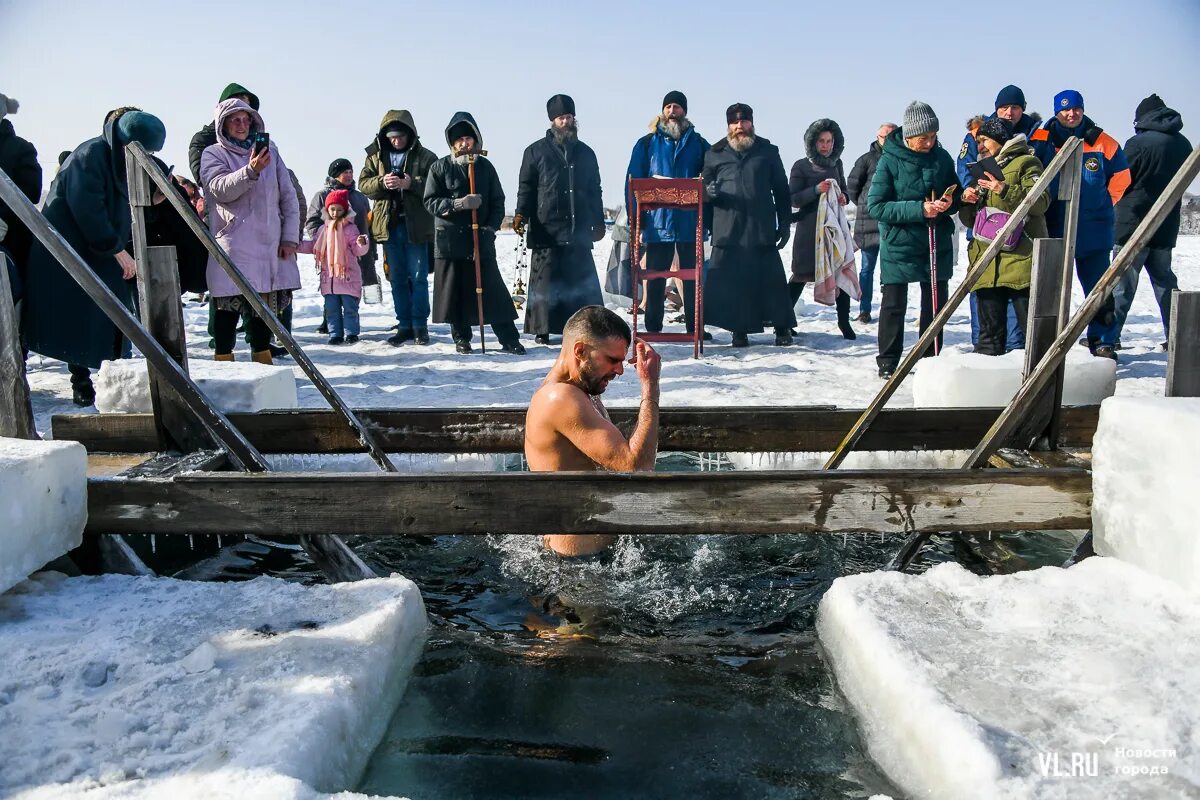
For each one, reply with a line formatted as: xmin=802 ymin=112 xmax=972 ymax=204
xmin=94 ymin=359 xmax=298 ymax=414
xmin=1093 ymin=396 xmax=1200 ymax=595
xmin=0 ymin=573 xmax=427 ymax=798
xmin=0 ymin=437 xmax=87 ymax=595
xmin=817 ymin=559 xmax=1200 ymax=799
xmin=912 ymin=348 xmax=1115 ymax=408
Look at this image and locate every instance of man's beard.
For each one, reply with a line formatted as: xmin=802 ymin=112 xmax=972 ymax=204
xmin=662 ymin=117 xmax=688 ymax=140
xmin=552 ymin=121 xmax=579 ymax=146
xmin=728 ymin=130 xmax=756 ymax=152
xmin=578 ymin=359 xmax=610 ymax=396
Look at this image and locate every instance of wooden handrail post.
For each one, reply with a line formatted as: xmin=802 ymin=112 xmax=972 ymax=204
xmin=963 ymin=144 xmax=1200 ymax=468
xmin=1166 ymin=291 xmax=1200 ymax=397
xmin=1048 ymin=145 xmax=1083 ymax=445
xmin=823 ymin=138 xmax=1083 ymax=470
xmin=0 ymin=249 xmax=37 ymax=440
xmin=1011 ymin=238 xmax=1067 ymax=451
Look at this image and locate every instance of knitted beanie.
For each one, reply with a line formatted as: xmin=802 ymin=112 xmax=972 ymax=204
xmin=977 ymin=117 xmax=1014 ymax=145
xmin=325 ymin=188 xmax=350 ymax=211
xmin=546 ymin=94 xmax=575 ymax=120
xmin=902 ymin=101 xmax=939 ymax=138
xmin=994 ymin=85 xmax=1026 ymax=110
xmin=117 ymin=111 xmax=167 ymax=152
xmin=1054 ymin=89 xmax=1084 ymax=112
xmin=327 ymin=158 xmax=353 ymax=178
xmin=726 ymin=103 xmax=753 ymax=124
xmin=1135 ymin=94 xmax=1166 ymax=120
xmin=662 ymin=91 xmax=687 ymax=114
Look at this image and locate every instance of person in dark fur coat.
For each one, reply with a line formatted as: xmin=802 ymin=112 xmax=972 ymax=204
xmin=789 ymin=118 xmax=856 ymax=340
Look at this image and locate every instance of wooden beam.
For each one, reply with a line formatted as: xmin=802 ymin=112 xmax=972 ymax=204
xmin=0 ymin=243 xmax=36 ymax=439
xmin=1051 ymin=146 xmax=1084 ymax=447
xmin=86 ymin=468 xmax=1093 ymax=536
xmin=51 ymin=405 xmax=1102 ymax=455
xmin=1166 ymin=290 xmax=1200 ymax=397
xmin=824 ymin=138 xmax=1085 ymax=469
xmin=1013 ymin=238 xmax=1067 ymax=450
xmin=964 ymin=143 xmax=1200 ymax=468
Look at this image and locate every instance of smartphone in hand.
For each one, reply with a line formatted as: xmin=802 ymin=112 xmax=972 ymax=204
xmin=251 ymin=131 xmax=270 ymax=156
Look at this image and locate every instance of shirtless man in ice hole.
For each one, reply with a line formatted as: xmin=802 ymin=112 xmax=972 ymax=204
xmin=524 ymin=306 xmax=661 ymax=557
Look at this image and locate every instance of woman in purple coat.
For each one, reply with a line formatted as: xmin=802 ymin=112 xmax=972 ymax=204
xmin=200 ymin=98 xmax=300 ymax=364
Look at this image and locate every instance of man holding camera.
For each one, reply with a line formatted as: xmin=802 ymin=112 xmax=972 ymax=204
xmin=360 ymin=110 xmax=437 ymax=346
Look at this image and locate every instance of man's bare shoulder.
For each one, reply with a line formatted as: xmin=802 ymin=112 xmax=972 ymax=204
xmin=529 ymin=380 xmax=594 ymax=426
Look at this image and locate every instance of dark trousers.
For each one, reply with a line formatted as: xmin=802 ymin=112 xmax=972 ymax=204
xmin=452 ymin=319 xmax=520 ymax=347
xmin=642 ymin=242 xmax=697 ymax=332
xmin=975 ymin=287 xmax=1029 ymax=356
xmin=877 ymin=281 xmax=947 ymax=370
xmin=789 ymin=282 xmax=852 ymax=326
xmin=213 ymin=307 xmax=271 ymax=355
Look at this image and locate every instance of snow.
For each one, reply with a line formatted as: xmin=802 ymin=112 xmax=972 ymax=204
xmin=0 ymin=572 xmax=426 ymax=799
xmin=817 ymin=558 xmax=1200 ymax=800
xmin=912 ymin=347 xmax=1116 ymax=408
xmin=93 ymin=359 xmax=298 ymax=414
xmin=726 ymin=449 xmax=968 ymax=470
xmin=24 ymin=234 xmax=1198 ymax=436
xmin=1092 ymin=396 xmax=1200 ymax=595
xmin=0 ymin=437 xmax=87 ymax=595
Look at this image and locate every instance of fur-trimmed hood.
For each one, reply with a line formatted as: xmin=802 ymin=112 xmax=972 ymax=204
xmin=804 ymin=118 xmax=844 ymax=167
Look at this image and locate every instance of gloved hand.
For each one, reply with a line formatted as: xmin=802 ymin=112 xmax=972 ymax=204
xmin=775 ymin=226 xmax=790 ymax=250
xmin=592 ymin=222 xmax=606 ymax=242
xmin=452 ymin=194 xmax=483 ymax=211
xmin=512 ymin=213 xmax=526 ymax=237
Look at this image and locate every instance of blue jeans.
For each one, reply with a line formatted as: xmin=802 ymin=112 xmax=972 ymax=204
xmin=969 ymin=292 xmax=1024 ymax=350
xmin=857 ymin=247 xmax=878 ymax=315
xmin=1076 ymin=250 xmax=1119 ymax=348
xmin=324 ymin=294 xmax=360 ymax=338
xmin=383 ymin=222 xmax=429 ymax=330
xmin=1112 ymin=245 xmax=1177 ymax=342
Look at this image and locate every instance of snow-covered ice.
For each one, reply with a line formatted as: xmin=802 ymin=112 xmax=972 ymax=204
xmin=817 ymin=558 xmax=1200 ymax=800
xmin=912 ymin=347 xmax=1116 ymax=408
xmin=94 ymin=359 xmax=298 ymax=414
xmin=0 ymin=437 xmax=86 ymax=595
xmin=0 ymin=572 xmax=427 ymax=799
xmin=1092 ymin=396 xmax=1200 ymax=595
xmin=726 ymin=449 xmax=968 ymax=470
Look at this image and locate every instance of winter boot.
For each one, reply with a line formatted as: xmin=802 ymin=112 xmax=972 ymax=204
xmin=455 ymin=339 xmax=473 ymax=354
xmin=836 ymin=292 xmax=857 ymax=340
xmin=774 ymin=330 xmax=794 ymax=346
xmin=731 ymin=333 xmax=750 ymax=348
xmin=414 ymin=328 xmax=430 ymax=345
xmin=1092 ymin=345 xmax=1118 ymax=362
xmin=534 ymin=334 xmax=551 ymax=345
xmin=855 ymin=311 xmax=872 ymax=324
xmin=251 ymin=349 xmax=274 ymax=365
xmin=387 ymin=328 xmax=414 ymax=346
xmin=500 ymin=340 xmax=527 ymax=355
xmin=214 ymin=353 xmax=235 ymax=362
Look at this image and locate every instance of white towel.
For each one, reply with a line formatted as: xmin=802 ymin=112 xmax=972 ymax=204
xmin=813 ymin=185 xmax=861 ymax=305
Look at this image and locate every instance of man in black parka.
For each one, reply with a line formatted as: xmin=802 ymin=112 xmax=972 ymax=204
xmin=1111 ymin=94 xmax=1193 ymax=346
xmin=701 ymin=103 xmax=796 ymax=347
xmin=514 ymin=94 xmax=606 ymax=345
xmin=424 ymin=112 xmax=524 ymax=354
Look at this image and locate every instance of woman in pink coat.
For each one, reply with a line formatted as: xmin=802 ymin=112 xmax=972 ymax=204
xmin=200 ymin=98 xmax=300 ymax=363
xmin=304 ymin=189 xmax=369 ymax=344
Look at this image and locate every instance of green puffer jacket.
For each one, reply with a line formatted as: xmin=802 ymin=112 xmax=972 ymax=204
xmin=958 ymin=135 xmax=1049 ymax=291
xmin=867 ymin=127 xmax=960 ymax=284
xmin=359 ymin=110 xmax=437 ymax=244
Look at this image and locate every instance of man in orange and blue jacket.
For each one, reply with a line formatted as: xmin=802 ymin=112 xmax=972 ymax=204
xmin=1031 ymin=89 xmax=1130 ymax=360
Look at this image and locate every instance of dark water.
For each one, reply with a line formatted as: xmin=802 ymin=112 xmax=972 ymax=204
xmin=218 ymin=453 xmax=1077 ymax=800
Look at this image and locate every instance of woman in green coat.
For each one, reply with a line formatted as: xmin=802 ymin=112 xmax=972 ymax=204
xmin=958 ymin=117 xmax=1049 ymax=355
xmin=866 ymin=101 xmax=960 ymax=377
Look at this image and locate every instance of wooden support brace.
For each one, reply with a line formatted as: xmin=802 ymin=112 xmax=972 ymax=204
xmin=0 ymin=246 xmax=36 ymax=440
xmin=1166 ymin=291 xmax=1200 ymax=398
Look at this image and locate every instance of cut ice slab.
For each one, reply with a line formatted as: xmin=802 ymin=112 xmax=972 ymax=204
xmin=0 ymin=437 xmax=87 ymax=595
xmin=1092 ymin=396 xmax=1200 ymax=595
xmin=0 ymin=572 xmax=427 ymax=798
xmin=912 ymin=347 xmax=1115 ymax=408
xmin=94 ymin=359 xmax=298 ymax=414
xmin=817 ymin=559 xmax=1200 ymax=799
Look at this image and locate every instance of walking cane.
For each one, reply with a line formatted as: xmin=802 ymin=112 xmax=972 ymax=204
xmin=467 ymin=154 xmax=486 ymax=353
xmin=928 ymin=190 xmax=940 ymax=356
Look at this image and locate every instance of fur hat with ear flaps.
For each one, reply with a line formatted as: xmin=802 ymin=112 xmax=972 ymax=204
xmin=804 ymin=118 xmax=844 ymax=168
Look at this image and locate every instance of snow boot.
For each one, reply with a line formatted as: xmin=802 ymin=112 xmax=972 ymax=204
xmin=731 ymin=333 xmax=750 ymax=348
xmin=214 ymin=353 xmax=235 ymax=362
xmin=415 ymin=328 xmax=430 ymax=345
xmin=251 ymin=349 xmax=274 ymax=365
xmin=836 ymin=292 xmax=857 ymax=340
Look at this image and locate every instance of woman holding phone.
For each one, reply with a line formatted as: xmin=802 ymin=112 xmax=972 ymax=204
xmin=958 ymin=117 xmax=1048 ymax=356
xmin=200 ymin=98 xmax=300 ymax=364
xmin=866 ymin=101 xmax=960 ymax=378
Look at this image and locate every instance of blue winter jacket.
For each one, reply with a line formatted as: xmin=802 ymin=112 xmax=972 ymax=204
xmin=1031 ymin=116 xmax=1130 ymax=256
xmin=625 ymin=119 xmax=710 ymax=243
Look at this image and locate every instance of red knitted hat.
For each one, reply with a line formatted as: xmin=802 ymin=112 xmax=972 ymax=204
xmin=324 ymin=189 xmax=350 ymax=211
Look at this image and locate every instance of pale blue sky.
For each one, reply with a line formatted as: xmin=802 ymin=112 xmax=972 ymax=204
xmin=3 ymin=0 xmax=1199 ymax=206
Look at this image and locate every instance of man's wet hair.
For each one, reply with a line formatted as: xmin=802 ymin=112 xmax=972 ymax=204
xmin=563 ymin=305 xmax=631 ymax=346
